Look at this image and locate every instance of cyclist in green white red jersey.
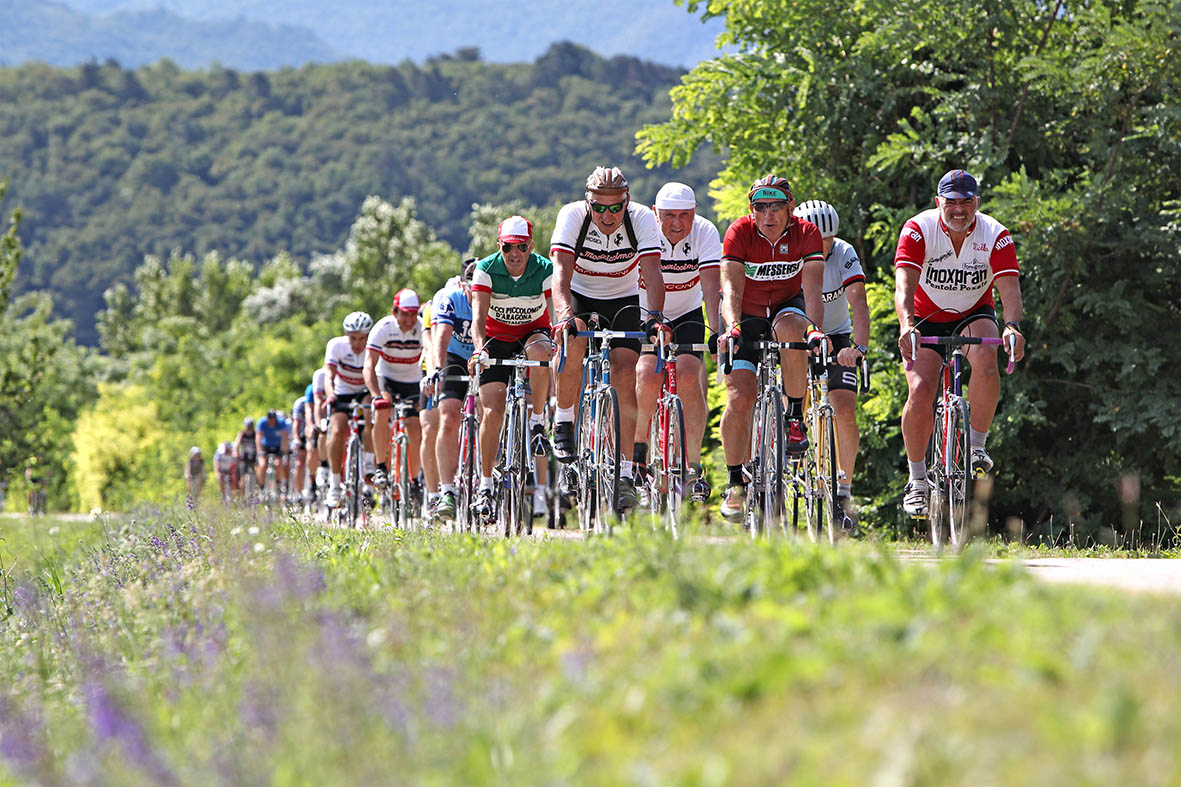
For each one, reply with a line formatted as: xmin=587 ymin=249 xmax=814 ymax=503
xmin=794 ymin=199 xmax=870 ymax=530
xmin=549 ymin=165 xmax=669 ymax=513
xmin=632 ymin=182 xmax=722 ymax=503
xmin=468 ymin=215 xmax=555 ymax=523
xmin=717 ymin=175 xmax=827 ymax=521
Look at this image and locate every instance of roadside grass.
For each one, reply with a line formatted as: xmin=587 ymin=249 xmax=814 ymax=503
xmin=2 ymin=505 xmax=1180 ymax=785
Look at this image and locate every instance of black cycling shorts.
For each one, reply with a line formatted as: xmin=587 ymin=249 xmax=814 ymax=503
xmin=728 ymin=292 xmax=808 ymax=374
xmin=480 ymin=330 xmax=553 ymax=386
xmin=819 ymin=333 xmax=859 ymax=393
xmin=380 ymin=377 xmax=422 ymax=417
xmin=261 ymin=444 xmax=284 ymax=457
xmin=439 ymin=353 xmax=471 ymax=402
xmin=570 ymin=291 xmax=642 ymax=354
xmin=330 ymin=391 xmax=370 ymax=415
xmin=640 ymin=311 xmax=706 ymax=359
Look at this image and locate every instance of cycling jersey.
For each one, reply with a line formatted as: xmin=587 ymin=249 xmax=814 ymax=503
xmin=257 ymin=416 xmax=288 ymax=450
xmin=471 ymin=252 xmax=553 ymax=341
xmin=433 ymin=287 xmax=475 ymax=361
xmin=639 ymin=212 xmax=722 ymax=321
xmin=366 ymin=315 xmax=424 ymax=383
xmin=722 ymin=214 xmax=824 ymax=317
xmin=820 ymin=238 xmax=866 ymax=336
xmin=550 ymin=201 xmax=661 ymax=299
xmin=214 ymin=449 xmax=236 ymax=473
xmin=308 ymin=367 xmax=328 ymax=403
xmin=324 ymin=336 xmax=367 ymax=395
xmin=419 ymin=301 xmax=432 ymax=372
xmin=894 ymin=209 xmax=1019 ymax=321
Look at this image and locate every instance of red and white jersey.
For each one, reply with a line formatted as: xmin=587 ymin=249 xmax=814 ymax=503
xmin=324 ymin=336 xmax=367 ymax=395
xmin=639 ymin=212 xmax=723 ymax=321
xmin=722 ymin=214 xmax=825 ymax=317
xmin=894 ymin=208 xmax=1019 ymax=321
xmin=366 ymin=315 xmax=424 ymax=383
xmin=550 ymin=201 xmax=661 ymax=299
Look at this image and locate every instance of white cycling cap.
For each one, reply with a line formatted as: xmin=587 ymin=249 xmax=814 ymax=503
xmin=654 ymin=182 xmax=696 ymax=210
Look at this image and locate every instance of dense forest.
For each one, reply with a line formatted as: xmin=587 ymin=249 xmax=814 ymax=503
xmin=0 ymin=43 xmax=718 ymax=343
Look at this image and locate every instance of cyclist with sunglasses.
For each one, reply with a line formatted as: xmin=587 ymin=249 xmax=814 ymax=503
xmin=550 ymin=166 xmax=668 ymax=512
xmin=895 ymin=169 xmax=1025 ymax=518
xmin=633 ymin=182 xmax=723 ymax=503
xmin=468 ymin=216 xmax=556 ymax=522
xmin=716 ymin=175 xmax=827 ymax=521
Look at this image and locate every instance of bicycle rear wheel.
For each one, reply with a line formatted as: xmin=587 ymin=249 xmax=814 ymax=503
xmin=593 ymin=387 xmax=621 ymax=536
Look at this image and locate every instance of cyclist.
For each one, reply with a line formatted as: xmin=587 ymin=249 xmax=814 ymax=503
xmin=233 ymin=417 xmax=258 ymax=494
xmin=324 ymin=311 xmax=377 ymax=508
xmin=895 ymin=169 xmax=1025 ymax=517
xmin=290 ymin=394 xmax=309 ymax=503
xmin=468 ymin=216 xmax=555 ymax=522
xmin=717 ymin=175 xmax=826 ymax=521
xmin=793 ymin=200 xmax=870 ymax=528
xmin=549 ymin=165 xmax=668 ymax=512
xmin=255 ymin=409 xmax=290 ymax=492
xmin=427 ymin=264 xmax=477 ymax=520
xmin=185 ymin=446 xmax=206 ymax=502
xmin=365 ymin=288 xmax=425 ymax=501
xmin=632 ymin=182 xmax=722 ymax=503
xmin=305 ymin=366 xmax=330 ymax=501
xmin=214 ymin=441 xmax=237 ymax=501
xmin=25 ymin=460 xmax=49 ymax=515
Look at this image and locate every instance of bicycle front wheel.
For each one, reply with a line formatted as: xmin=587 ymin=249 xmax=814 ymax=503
xmin=758 ymin=394 xmax=786 ymax=537
xmin=396 ymin=436 xmax=412 ymax=530
xmin=456 ymin=416 xmax=478 ymax=534
xmin=345 ymin=437 xmax=363 ymax=528
xmin=575 ymin=394 xmax=596 ymax=538
xmin=593 ymin=387 xmax=621 ymax=536
xmin=663 ymin=396 xmax=687 ymax=536
xmin=946 ymin=399 xmax=974 ymax=550
xmin=813 ymin=407 xmax=839 ymax=545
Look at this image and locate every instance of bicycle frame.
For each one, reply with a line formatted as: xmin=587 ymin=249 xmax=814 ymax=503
xmin=384 ymin=398 xmax=417 ymax=529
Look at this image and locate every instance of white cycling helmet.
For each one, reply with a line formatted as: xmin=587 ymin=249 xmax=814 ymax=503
xmin=342 ymin=311 xmax=374 ymax=333
xmin=793 ymin=200 xmax=840 ymax=238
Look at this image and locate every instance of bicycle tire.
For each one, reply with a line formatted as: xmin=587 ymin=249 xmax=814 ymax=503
xmin=511 ymin=396 xmax=530 ymax=536
xmin=343 ymin=436 xmax=361 ymax=528
xmin=813 ymin=407 xmax=839 ymax=545
xmin=663 ymin=396 xmax=687 ymax=536
xmin=946 ymin=398 xmax=974 ymax=550
xmin=744 ymin=396 xmax=765 ymax=537
xmin=759 ymin=394 xmax=787 ymax=536
xmin=456 ymin=416 xmax=478 ymax=534
xmin=575 ymin=393 xmax=596 ymax=538
xmin=593 ymin=386 xmax=621 ymax=536
xmin=645 ymin=413 xmax=663 ymax=520
xmin=397 ymin=436 xmax=412 ymax=530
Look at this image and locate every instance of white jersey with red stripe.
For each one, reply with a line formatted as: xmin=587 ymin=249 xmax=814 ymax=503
xmin=550 ymin=201 xmax=661 ymax=299
xmin=324 ymin=336 xmax=367 ymax=395
xmin=894 ymin=208 xmax=1019 ymax=320
xmin=639 ymin=212 xmax=722 ymax=321
xmin=820 ymin=238 xmax=866 ymax=335
xmin=366 ymin=315 xmax=424 ymax=383
xmin=312 ymin=367 xmax=328 ymax=399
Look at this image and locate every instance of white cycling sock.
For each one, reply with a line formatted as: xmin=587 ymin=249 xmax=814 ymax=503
xmin=838 ymin=482 xmax=851 ymax=498
xmin=620 ymin=460 xmax=633 ymax=479
xmin=427 ymin=492 xmax=440 ymax=503
xmin=970 ymin=428 xmax=988 ymax=451
xmin=330 ymin=475 xmax=341 ymax=490
xmin=530 ymin=412 xmax=544 ymax=428
xmin=480 ymin=476 xmax=493 ymax=491
xmin=908 ymin=460 xmax=927 ymax=484
xmin=556 ymin=406 xmax=576 ymax=423
xmin=441 ymin=483 xmax=455 ymax=495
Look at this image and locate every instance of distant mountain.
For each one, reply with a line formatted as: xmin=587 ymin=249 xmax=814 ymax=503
xmin=7 ymin=0 xmax=724 ymax=70
xmin=0 ymin=0 xmax=338 ymax=70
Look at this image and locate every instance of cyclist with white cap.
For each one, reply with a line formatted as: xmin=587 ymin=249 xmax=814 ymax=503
xmin=185 ymin=446 xmax=206 ymax=501
xmin=468 ymin=215 xmax=556 ymax=522
xmin=794 ymin=199 xmax=870 ymax=529
xmin=364 ymin=288 xmax=425 ymax=494
xmin=633 ymin=182 xmax=722 ymax=502
xmin=324 ymin=311 xmax=377 ymax=508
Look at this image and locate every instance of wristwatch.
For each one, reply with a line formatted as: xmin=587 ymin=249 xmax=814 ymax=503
xmin=1004 ymin=321 xmax=1021 ymax=331
xmin=854 ymin=344 xmax=869 ymax=355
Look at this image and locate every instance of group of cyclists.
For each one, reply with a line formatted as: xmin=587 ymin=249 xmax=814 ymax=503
xmin=200 ymin=164 xmax=1024 ymax=532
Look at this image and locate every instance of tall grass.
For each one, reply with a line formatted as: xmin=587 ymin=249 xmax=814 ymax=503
xmin=1 ymin=508 xmax=1179 ymax=785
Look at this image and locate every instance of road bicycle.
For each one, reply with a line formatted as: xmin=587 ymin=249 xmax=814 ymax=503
xmin=239 ymin=453 xmax=258 ymax=501
xmin=907 ymin=333 xmax=1014 ymax=550
xmin=333 ymin=401 xmax=372 ymax=529
xmin=557 ymin=313 xmax=651 ymax=537
xmin=261 ymin=451 xmax=286 ymax=507
xmin=379 ymin=397 xmax=419 ymax=530
xmin=799 ymin=341 xmax=872 ymax=544
xmin=638 ymin=332 xmax=704 ymax=538
xmin=724 ymin=337 xmax=808 ymax=537
xmin=447 ymin=371 xmax=480 ymax=534
xmin=481 ymin=356 xmax=549 ymax=538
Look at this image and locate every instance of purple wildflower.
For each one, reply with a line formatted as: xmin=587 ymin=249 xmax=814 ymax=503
xmin=85 ymin=681 xmax=177 ymax=785
xmin=0 ymin=696 xmax=51 ymax=783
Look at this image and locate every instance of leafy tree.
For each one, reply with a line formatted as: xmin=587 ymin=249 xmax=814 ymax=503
xmin=642 ymin=0 xmax=1181 ymax=537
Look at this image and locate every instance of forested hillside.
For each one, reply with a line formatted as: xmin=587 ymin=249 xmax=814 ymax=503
xmin=0 ymin=43 xmax=717 ymax=343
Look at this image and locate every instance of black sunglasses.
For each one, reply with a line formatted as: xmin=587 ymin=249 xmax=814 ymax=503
xmin=589 ymin=201 xmax=627 ymax=214
xmin=751 ymin=201 xmax=788 ymax=213
xmin=500 ymin=242 xmax=529 ymax=253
